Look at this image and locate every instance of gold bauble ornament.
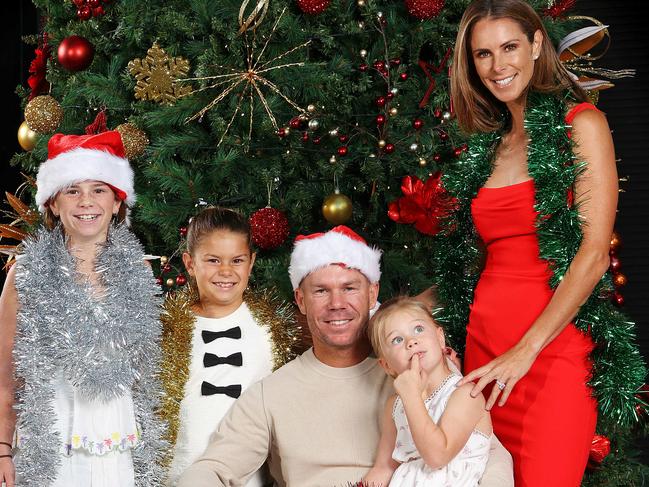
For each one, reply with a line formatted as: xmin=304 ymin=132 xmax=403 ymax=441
xmin=378 ymin=139 xmax=386 ymax=148
xmin=322 ymin=189 xmax=352 ymax=225
xmin=115 ymin=123 xmax=149 ymax=159
xmin=24 ymin=95 xmax=63 ymax=134
xmin=166 ymin=278 xmax=175 ymax=287
xmin=17 ymin=121 xmax=39 ymax=151
xmin=160 ymin=255 xmax=169 ymax=265
xmin=418 ymin=157 xmax=427 ymax=167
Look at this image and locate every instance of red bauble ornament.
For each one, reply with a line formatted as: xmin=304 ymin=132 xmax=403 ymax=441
xmin=386 ymin=92 xmax=394 ymax=101
xmin=73 ymin=0 xmax=85 ymax=6
xmin=338 ymin=134 xmax=348 ymax=143
xmin=373 ymin=60 xmax=386 ymax=70
xmin=337 ymin=146 xmax=348 ymax=156
xmin=77 ymin=5 xmax=92 ymax=20
xmin=438 ymin=130 xmax=449 ymax=141
xmin=297 ymin=0 xmax=331 ymax=15
xmin=156 ymin=276 xmax=163 ymax=285
xmin=376 ymin=96 xmax=387 ymax=107
xmin=312 ymin=136 xmax=322 ymax=145
xmin=433 ymin=153 xmax=441 ymax=162
xmin=289 ymin=117 xmax=302 ymax=129
xmin=384 ymin=143 xmax=395 ymax=154
xmin=611 ymin=291 xmax=625 ymax=307
xmin=405 ymin=0 xmax=445 ymax=19
xmin=376 ymin=114 xmax=386 ymax=126
xmin=249 ymin=207 xmax=290 ymax=250
xmin=613 ymin=273 xmax=627 ymax=287
xmin=359 ymin=63 xmax=369 ymax=72
xmin=412 ymin=118 xmax=423 ymax=130
xmin=58 ymin=36 xmax=95 ymax=71
xmin=179 ymin=226 xmax=188 ymax=237
xmin=609 ymin=255 xmax=621 ymax=272
xmin=93 ymin=6 xmax=105 ymax=16
xmin=399 ymin=72 xmax=408 ymax=81
xmin=162 ymin=263 xmax=172 ymax=273
xmin=301 ymin=131 xmax=309 ymax=142
xmin=176 ymin=274 xmax=187 ymax=286
xmin=277 ymin=127 xmax=288 ymax=138
xmin=453 ymin=147 xmax=463 ymax=157
xmin=390 ymin=58 xmax=401 ymax=66
xmin=434 ymin=107 xmax=442 ymax=118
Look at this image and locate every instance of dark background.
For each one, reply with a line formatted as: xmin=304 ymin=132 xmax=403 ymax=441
xmin=2 ymin=0 xmax=647 ymax=459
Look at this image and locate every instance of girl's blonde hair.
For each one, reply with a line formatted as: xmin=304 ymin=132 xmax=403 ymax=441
xmin=451 ymin=0 xmax=588 ymax=134
xmin=368 ymin=295 xmax=441 ymax=359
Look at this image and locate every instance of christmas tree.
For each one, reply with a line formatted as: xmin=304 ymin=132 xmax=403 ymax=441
xmin=8 ymin=0 xmax=647 ymax=484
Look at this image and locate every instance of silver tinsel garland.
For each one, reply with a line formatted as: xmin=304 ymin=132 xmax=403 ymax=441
xmin=13 ymin=223 xmax=169 ymax=486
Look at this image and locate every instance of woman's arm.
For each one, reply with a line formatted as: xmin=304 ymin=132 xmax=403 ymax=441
xmin=460 ymin=108 xmax=617 ymax=408
xmin=362 ymin=395 xmax=399 ymax=487
xmin=402 ymin=382 xmax=487 ymax=469
xmin=0 ymin=265 xmax=18 ymax=487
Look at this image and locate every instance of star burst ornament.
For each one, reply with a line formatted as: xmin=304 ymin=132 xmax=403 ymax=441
xmin=182 ymin=8 xmax=310 ymax=147
xmin=128 ymin=43 xmax=192 ymax=105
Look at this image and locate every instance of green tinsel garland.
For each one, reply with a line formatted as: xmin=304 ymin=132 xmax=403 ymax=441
xmin=431 ymin=91 xmax=646 ymax=429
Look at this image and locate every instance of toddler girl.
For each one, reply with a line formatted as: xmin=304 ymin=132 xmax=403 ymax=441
xmin=0 ymin=131 xmax=167 ymax=486
xmin=363 ymin=296 xmax=491 ymax=486
xmin=161 ymin=206 xmax=302 ymax=486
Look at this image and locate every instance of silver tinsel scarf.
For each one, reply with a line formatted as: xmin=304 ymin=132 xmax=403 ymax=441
xmin=13 ymin=223 xmax=169 ymax=486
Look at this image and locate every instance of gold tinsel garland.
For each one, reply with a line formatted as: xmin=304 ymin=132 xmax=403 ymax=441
xmin=158 ymin=286 xmax=304 ymax=456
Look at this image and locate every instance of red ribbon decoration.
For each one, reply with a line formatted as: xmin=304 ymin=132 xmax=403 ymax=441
xmin=417 ymin=47 xmax=452 ymax=109
xmin=543 ymin=0 xmax=576 ymax=18
xmin=587 ymin=434 xmax=611 ymax=468
xmin=85 ymin=108 xmax=109 ymax=135
xmin=388 ymin=173 xmax=457 ymax=236
xmin=27 ymin=34 xmax=51 ymax=100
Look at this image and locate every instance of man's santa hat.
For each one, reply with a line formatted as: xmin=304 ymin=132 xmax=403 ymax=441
xmin=35 ymin=131 xmax=135 ymax=212
xmin=288 ymin=225 xmax=382 ymax=289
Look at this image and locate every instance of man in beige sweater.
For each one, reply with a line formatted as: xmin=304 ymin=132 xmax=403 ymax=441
xmin=178 ymin=226 xmax=513 ymax=487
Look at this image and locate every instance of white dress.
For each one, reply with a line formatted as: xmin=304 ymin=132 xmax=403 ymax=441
xmin=167 ymin=303 xmax=273 ymax=486
xmin=45 ymin=371 xmax=138 ymax=487
xmin=389 ymin=373 xmax=490 ymax=487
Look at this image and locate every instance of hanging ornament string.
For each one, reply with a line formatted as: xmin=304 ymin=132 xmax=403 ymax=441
xmin=180 ymin=7 xmax=311 ymax=147
xmin=238 ymin=0 xmax=270 ymax=33
xmin=417 ymin=46 xmax=452 ymax=108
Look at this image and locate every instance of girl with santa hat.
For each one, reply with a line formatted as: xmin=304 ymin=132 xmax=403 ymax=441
xmin=0 ymin=131 xmax=167 ymax=487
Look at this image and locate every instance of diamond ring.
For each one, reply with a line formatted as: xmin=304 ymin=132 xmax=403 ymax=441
xmin=495 ymin=380 xmax=506 ymax=390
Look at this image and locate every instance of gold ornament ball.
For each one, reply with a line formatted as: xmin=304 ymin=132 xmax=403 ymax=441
xmin=24 ymin=95 xmax=63 ymax=134
xmin=165 ymin=278 xmax=175 ymax=287
xmin=389 ymin=107 xmax=398 ymax=116
xmin=418 ymin=157 xmax=427 ymax=167
xmin=378 ymin=139 xmax=386 ymax=149
xmin=307 ymin=104 xmax=316 ymax=113
xmin=17 ymin=121 xmax=39 ymax=152
xmin=322 ymin=191 xmax=353 ymax=225
xmin=160 ymin=255 xmax=169 ymax=265
xmin=357 ymin=0 xmax=366 ymax=6
xmin=115 ymin=123 xmax=149 ymax=159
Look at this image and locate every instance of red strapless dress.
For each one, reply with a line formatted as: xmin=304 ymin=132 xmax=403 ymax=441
xmin=465 ymin=177 xmax=598 ymax=486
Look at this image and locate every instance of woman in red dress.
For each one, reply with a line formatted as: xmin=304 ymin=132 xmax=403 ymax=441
xmin=447 ymin=1 xmax=618 ymax=485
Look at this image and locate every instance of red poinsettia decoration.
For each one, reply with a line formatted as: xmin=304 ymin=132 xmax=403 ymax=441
xmin=388 ymin=173 xmax=457 ymax=236
xmin=28 ymin=38 xmax=51 ymax=100
xmin=543 ymin=0 xmax=576 ymax=18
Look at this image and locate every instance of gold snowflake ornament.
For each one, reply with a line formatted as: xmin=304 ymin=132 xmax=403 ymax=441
xmin=128 ymin=43 xmax=192 ymax=105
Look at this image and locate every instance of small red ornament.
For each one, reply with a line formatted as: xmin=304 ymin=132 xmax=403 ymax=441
xmin=373 ymin=60 xmax=386 ymax=70
xmin=399 ymin=72 xmax=408 ymax=81
xmin=156 ymin=276 xmax=163 ymax=285
xmin=376 ymin=96 xmax=387 ymax=107
xmin=296 ymin=0 xmax=331 ymax=15
xmin=405 ymin=0 xmax=445 ymax=19
xmin=611 ymin=291 xmax=625 ymax=307
xmin=438 ymin=130 xmax=449 ymax=141
xmin=73 ymin=0 xmax=85 ymax=6
xmin=301 ymin=131 xmax=310 ymax=142
xmin=249 ymin=207 xmax=290 ymax=250
xmin=277 ymin=127 xmax=288 ymax=138
xmin=179 ymin=226 xmax=188 ymax=237
xmin=412 ymin=119 xmax=423 ymax=130
xmin=359 ymin=63 xmax=369 ymax=72
xmin=386 ymin=92 xmax=394 ymax=101
xmin=338 ymin=134 xmax=348 ymax=143
xmin=587 ymin=435 xmax=611 ymax=468
xmin=461 ymin=143 xmax=468 ymax=152
xmin=376 ymin=114 xmax=386 ymax=126
xmin=453 ymin=147 xmax=463 ymax=157
xmin=58 ymin=35 xmax=95 ymax=72
xmin=77 ymin=5 xmax=92 ymax=20
xmin=176 ymin=274 xmax=187 ymax=286
xmin=162 ymin=263 xmax=172 ymax=273
xmin=92 ymin=5 xmax=105 ymax=16
xmin=609 ymin=255 xmax=621 ymax=272
xmin=434 ymin=107 xmax=442 ymax=118
xmin=384 ymin=143 xmax=395 ymax=154
xmin=433 ymin=153 xmax=441 ymax=162
xmin=312 ymin=136 xmax=322 ymax=145
xmin=613 ymin=273 xmax=627 ymax=288
xmin=289 ymin=117 xmax=302 ymax=129
xmin=390 ymin=58 xmax=401 ymax=66
xmin=337 ymin=146 xmax=348 ymax=156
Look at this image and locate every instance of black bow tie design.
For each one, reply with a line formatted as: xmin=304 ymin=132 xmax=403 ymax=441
xmin=201 ymin=382 xmax=242 ymax=398
xmin=202 ymin=326 xmax=241 ymax=343
xmin=203 ymin=352 xmax=243 ymax=368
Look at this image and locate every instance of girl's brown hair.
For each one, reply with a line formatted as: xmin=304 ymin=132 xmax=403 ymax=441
xmin=186 ymin=206 xmax=252 ymax=256
xmin=368 ymin=295 xmax=441 ymax=360
xmin=451 ymin=0 xmax=588 ymax=134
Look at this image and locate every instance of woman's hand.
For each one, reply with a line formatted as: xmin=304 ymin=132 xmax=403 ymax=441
xmin=458 ymin=342 xmax=539 ymax=409
xmin=0 ymin=455 xmax=15 ymax=487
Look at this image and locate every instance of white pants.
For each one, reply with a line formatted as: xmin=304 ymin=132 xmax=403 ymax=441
xmin=51 ymin=449 xmax=135 ymax=487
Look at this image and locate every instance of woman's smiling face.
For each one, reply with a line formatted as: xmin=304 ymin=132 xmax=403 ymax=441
xmin=470 ymin=17 xmax=543 ymax=107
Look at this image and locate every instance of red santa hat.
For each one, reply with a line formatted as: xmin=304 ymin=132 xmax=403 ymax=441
xmin=35 ymin=131 xmax=135 ymax=212
xmin=288 ymin=225 xmax=382 ymax=290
